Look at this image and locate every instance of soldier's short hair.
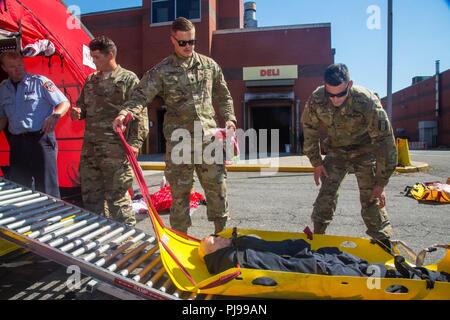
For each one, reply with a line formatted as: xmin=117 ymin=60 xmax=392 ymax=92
xmin=171 ymin=17 xmax=195 ymax=33
xmin=89 ymin=36 xmax=117 ymax=57
xmin=0 ymin=50 xmax=22 ymax=66
xmin=324 ymin=63 xmax=350 ymax=86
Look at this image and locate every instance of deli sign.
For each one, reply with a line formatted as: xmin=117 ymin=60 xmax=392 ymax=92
xmin=243 ymin=65 xmax=298 ymax=81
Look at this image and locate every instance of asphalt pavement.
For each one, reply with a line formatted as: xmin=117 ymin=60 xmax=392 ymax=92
xmin=137 ymin=152 xmax=449 ymax=253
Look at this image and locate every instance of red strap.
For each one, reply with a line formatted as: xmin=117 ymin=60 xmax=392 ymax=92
xmin=303 ymin=226 xmax=313 ymax=240
xmin=158 ymin=238 xmax=196 ymax=286
xmin=116 ymin=114 xmax=199 ymax=284
xmin=117 ymin=115 xmax=241 ymax=289
xmin=198 ymin=271 xmax=242 ymax=290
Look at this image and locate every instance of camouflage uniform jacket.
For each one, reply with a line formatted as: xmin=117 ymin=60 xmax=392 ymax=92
xmin=301 ymin=85 xmax=397 ymax=187
xmin=120 ymin=52 xmax=236 ymax=139
xmin=77 ymin=65 xmax=149 ymax=149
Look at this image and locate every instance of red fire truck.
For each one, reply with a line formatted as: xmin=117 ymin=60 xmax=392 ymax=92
xmin=0 ymin=0 xmax=95 ymax=198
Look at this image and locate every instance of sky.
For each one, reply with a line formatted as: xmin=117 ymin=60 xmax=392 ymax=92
xmin=63 ymin=0 xmax=450 ymax=98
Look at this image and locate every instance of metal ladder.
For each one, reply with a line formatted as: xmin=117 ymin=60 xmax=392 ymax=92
xmin=0 ymin=178 xmax=212 ymax=300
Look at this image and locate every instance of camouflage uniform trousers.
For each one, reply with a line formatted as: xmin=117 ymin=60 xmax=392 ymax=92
xmin=80 ymin=143 xmax=136 ymax=226
xmin=311 ymin=147 xmax=393 ymax=240
xmin=164 ymin=138 xmax=229 ymax=233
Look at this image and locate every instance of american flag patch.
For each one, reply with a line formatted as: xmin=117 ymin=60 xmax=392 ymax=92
xmin=43 ymin=81 xmax=56 ymax=92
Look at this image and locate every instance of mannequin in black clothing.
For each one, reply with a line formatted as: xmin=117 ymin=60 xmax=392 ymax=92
xmin=198 ymin=235 xmax=450 ymax=283
xmin=199 ymin=235 xmax=378 ymax=276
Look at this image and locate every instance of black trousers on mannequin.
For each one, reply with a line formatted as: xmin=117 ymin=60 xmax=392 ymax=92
xmin=7 ymin=131 xmax=60 ymax=198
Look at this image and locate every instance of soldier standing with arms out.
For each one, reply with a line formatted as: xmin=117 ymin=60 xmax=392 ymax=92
xmin=71 ymin=36 xmax=149 ymax=226
xmin=112 ymin=17 xmax=237 ymax=234
xmin=0 ymin=51 xmax=70 ymax=198
xmin=301 ymin=63 xmax=397 ymax=250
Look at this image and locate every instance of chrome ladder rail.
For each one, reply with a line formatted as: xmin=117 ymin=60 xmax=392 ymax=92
xmin=0 ymin=178 xmax=212 ymax=300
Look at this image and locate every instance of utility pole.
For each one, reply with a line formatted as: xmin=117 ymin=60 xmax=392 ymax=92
xmin=387 ymin=0 xmax=393 ymax=120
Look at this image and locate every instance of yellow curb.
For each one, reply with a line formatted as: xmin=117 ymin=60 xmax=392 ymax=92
xmin=395 ymin=163 xmax=429 ymax=173
xmin=139 ymin=162 xmax=430 ymax=174
xmin=139 ymin=162 xmax=166 ymax=171
xmin=139 ymin=162 xmax=314 ymax=172
xmin=226 ymin=165 xmax=314 ymax=173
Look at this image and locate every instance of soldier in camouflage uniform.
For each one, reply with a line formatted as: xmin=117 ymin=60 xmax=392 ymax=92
xmin=301 ymin=63 xmax=397 ymax=247
xmin=71 ymin=36 xmax=149 ymax=226
xmin=113 ymin=18 xmax=237 ymax=234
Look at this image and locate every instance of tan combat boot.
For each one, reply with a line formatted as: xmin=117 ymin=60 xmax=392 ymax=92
xmin=214 ymin=218 xmax=227 ymax=234
xmin=313 ymin=222 xmax=328 ymax=234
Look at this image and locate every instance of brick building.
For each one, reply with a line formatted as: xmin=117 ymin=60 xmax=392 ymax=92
xmin=81 ymin=0 xmax=334 ymax=154
xmin=382 ymin=65 xmax=450 ymax=148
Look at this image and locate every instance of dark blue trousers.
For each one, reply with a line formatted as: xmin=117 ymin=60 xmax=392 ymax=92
xmin=7 ymin=131 xmax=60 ymax=198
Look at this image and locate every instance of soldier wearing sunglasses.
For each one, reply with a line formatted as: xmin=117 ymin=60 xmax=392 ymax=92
xmin=113 ymin=17 xmax=236 ymax=235
xmin=301 ymin=63 xmax=397 ymax=252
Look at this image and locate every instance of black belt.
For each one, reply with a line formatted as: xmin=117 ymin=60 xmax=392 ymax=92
xmin=231 ymin=227 xmax=242 ymax=268
xmin=335 ymin=144 xmax=364 ymax=152
xmin=11 ymin=131 xmax=43 ymax=137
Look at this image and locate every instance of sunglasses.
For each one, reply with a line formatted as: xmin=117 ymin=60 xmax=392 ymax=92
xmin=172 ymin=36 xmax=197 ymax=47
xmin=325 ymin=84 xmax=349 ymax=98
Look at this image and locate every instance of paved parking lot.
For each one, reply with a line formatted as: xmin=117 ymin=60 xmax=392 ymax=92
xmin=138 ymin=150 xmax=449 ymax=253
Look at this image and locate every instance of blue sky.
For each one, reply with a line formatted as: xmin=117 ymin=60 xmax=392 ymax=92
xmin=63 ymin=0 xmax=450 ymax=97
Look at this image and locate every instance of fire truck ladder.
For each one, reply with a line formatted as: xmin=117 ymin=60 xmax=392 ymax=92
xmin=0 ymin=178 xmax=212 ymax=300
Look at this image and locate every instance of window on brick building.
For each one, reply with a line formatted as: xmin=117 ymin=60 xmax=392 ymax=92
xmin=151 ymin=0 xmax=200 ymax=24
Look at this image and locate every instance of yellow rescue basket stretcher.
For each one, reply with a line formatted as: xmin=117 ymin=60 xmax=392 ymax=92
xmin=404 ymin=182 xmax=450 ymax=204
xmin=155 ymin=224 xmax=450 ymax=300
xmin=0 ymin=238 xmax=20 ymax=257
xmin=117 ymin=121 xmax=450 ymax=300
